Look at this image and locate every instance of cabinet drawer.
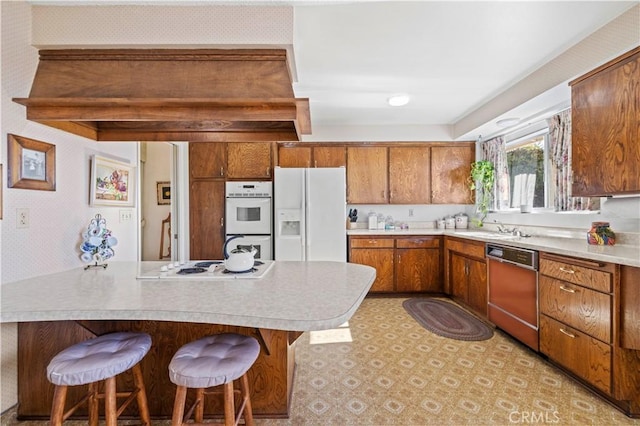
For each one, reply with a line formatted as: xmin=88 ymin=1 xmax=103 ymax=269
xmin=540 ymin=314 xmax=611 ymax=394
xmin=350 ymin=238 xmax=394 ymax=248
xmin=539 ymin=256 xmax=612 ymax=293
xmin=539 ymin=276 xmax=611 ymax=343
xmin=396 ymin=237 xmax=440 ymax=249
xmin=445 ymin=238 xmax=485 ymax=259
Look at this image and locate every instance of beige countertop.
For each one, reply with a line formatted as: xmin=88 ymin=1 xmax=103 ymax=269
xmin=348 ymin=228 xmax=640 ymax=267
xmin=0 ymin=261 xmax=376 ymax=331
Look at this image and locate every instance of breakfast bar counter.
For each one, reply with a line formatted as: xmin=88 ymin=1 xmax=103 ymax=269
xmin=1 ymin=260 xmax=376 ymax=420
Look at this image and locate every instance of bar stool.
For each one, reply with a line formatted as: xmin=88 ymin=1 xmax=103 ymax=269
xmin=46 ymin=331 xmax=152 ymax=426
xmin=169 ymin=333 xmax=260 ymax=426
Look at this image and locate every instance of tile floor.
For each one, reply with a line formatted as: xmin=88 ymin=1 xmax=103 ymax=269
xmin=2 ymin=297 xmax=639 ymax=425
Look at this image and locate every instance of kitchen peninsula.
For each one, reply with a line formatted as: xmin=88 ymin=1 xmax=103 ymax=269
xmin=1 ymin=260 xmax=376 ymax=419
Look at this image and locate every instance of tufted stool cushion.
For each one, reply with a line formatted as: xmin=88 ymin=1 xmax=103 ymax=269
xmin=169 ymin=333 xmax=260 ymax=389
xmin=47 ymin=331 xmax=152 ymax=386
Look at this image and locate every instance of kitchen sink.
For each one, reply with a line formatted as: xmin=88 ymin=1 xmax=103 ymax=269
xmin=453 ymin=231 xmax=520 ymax=240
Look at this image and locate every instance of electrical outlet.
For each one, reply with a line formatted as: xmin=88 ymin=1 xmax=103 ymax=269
xmin=119 ymin=209 xmax=133 ymax=223
xmin=408 ymin=208 xmax=414 ymax=217
xmin=17 ymin=208 xmax=29 ymax=228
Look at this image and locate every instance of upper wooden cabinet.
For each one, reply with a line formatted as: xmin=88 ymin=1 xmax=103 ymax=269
xmin=347 ymin=146 xmax=389 ymax=204
xmin=313 ymin=146 xmax=346 ymax=167
xmin=277 ymin=145 xmax=346 ymax=168
xmin=189 ymin=143 xmax=226 ymax=179
xmin=431 ymin=146 xmax=474 ymax=204
xmin=389 ymin=147 xmax=430 ymax=204
xmin=570 ymin=47 xmax=640 ymax=196
xmin=227 ymin=142 xmax=273 ymax=179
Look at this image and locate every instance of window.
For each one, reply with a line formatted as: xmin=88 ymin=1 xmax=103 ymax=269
xmin=505 ymin=131 xmax=549 ymax=209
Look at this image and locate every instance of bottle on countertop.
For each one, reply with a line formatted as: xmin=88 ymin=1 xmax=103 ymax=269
xmin=368 ymin=211 xmax=378 ymax=230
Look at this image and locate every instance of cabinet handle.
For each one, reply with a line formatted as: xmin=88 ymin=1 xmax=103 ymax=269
xmin=220 ymin=167 xmax=224 ymax=177
xmin=559 ymin=328 xmax=576 ymax=339
xmin=220 ymin=217 xmax=224 ymax=227
xmin=381 ymin=190 xmax=385 ymax=199
xmin=267 ymin=167 xmax=270 ymax=177
xmin=559 ymin=285 xmax=577 ymax=293
xmin=559 ymin=267 xmax=575 ymax=274
xmin=314 ymin=160 xmax=318 ymax=168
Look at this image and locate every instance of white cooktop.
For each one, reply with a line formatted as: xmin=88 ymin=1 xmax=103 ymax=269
xmin=137 ymin=260 xmax=275 ymax=280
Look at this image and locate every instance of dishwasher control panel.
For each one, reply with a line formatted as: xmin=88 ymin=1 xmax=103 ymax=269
xmin=486 ymin=243 xmax=538 ymax=270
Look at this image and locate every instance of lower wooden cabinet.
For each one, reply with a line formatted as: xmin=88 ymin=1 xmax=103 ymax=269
xmin=445 ymin=237 xmax=487 ymax=317
xmin=190 ymin=180 xmax=225 ymax=260
xmin=348 ymin=236 xmax=442 ymax=293
xmin=539 ymin=252 xmax=640 ymax=416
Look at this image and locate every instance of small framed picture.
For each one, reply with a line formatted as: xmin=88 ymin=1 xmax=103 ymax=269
xmin=90 ymin=155 xmax=135 ymax=206
xmin=7 ymin=134 xmax=56 ymax=191
xmin=157 ymin=181 xmax=171 ymax=205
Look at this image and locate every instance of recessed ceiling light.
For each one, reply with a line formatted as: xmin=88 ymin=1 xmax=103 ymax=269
xmin=496 ymin=117 xmax=520 ymax=127
xmin=388 ymin=94 xmax=410 ymax=107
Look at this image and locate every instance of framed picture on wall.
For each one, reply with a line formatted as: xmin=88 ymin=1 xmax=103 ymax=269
xmin=90 ymin=155 xmax=135 ymax=206
xmin=7 ymin=134 xmax=56 ymax=191
xmin=157 ymin=181 xmax=171 ymax=205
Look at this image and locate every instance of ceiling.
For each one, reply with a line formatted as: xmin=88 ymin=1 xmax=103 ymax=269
xmin=28 ymin=0 xmax=638 ymax=141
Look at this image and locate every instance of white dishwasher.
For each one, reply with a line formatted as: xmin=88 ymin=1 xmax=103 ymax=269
xmin=486 ymin=243 xmax=539 ymax=351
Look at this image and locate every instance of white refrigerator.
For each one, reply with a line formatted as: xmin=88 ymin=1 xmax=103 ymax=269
xmin=274 ymin=167 xmax=347 ymax=262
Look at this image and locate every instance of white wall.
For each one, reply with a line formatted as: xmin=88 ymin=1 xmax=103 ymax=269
xmin=141 ymin=143 xmax=172 ymax=261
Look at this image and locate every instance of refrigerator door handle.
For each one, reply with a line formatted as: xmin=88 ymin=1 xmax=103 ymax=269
xmin=304 ymin=169 xmax=311 ymax=259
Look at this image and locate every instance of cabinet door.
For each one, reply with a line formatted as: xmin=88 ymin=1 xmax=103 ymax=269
xmin=227 ymin=142 xmax=272 ymax=178
xmin=571 ymin=49 xmax=640 ymax=196
xmin=313 ymin=146 xmax=346 ymax=168
xmin=450 ymin=252 xmax=468 ymax=302
xmin=389 ymin=147 xmax=431 ymax=204
xmin=189 ymin=180 xmax=225 ymax=260
xmin=347 ymin=147 xmax=388 ymax=203
xmin=189 ymin=143 xmax=226 ymax=179
xmin=396 ymin=247 xmax=441 ymax=292
xmin=431 ymin=146 xmax=474 ymax=204
xmin=278 ymin=146 xmax=311 ymax=168
xmin=350 ymin=248 xmax=394 ymax=292
xmin=467 ymin=257 xmax=488 ymax=316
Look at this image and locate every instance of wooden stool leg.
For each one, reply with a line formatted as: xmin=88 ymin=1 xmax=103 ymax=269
xmin=104 ymin=376 xmax=117 ymax=426
xmin=172 ymin=385 xmax=188 ymax=426
xmin=223 ymin=382 xmax=235 ymax=426
xmin=240 ymin=373 xmax=255 ymax=426
xmin=88 ymin=381 xmax=99 ymax=426
xmin=50 ymin=385 xmax=67 ymax=426
xmin=132 ymin=363 xmax=151 ymax=426
xmin=195 ymin=387 xmax=205 ymax=423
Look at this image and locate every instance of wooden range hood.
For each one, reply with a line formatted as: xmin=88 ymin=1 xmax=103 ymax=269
xmin=13 ymin=49 xmax=311 ymax=142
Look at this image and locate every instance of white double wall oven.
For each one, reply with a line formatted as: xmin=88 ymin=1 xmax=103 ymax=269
xmin=225 ymin=181 xmax=273 ymax=260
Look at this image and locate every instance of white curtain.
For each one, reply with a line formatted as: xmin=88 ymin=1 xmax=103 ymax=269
xmin=480 ymin=136 xmax=509 ymax=211
xmin=547 ymin=110 xmax=600 ymax=211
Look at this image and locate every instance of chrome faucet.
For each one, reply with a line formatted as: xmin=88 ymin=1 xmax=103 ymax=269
xmin=494 ymin=220 xmax=516 ymax=234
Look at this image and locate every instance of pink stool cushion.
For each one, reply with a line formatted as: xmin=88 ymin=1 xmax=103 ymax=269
xmin=47 ymin=332 xmax=151 ymax=386
xmin=169 ymin=333 xmax=260 ymax=389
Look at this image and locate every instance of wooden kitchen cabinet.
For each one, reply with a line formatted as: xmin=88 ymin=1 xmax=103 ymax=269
xmin=570 ymin=46 xmax=640 ymax=196
xmin=278 ymin=145 xmax=346 ymax=168
xmin=431 ymin=146 xmax=474 ymax=204
xmin=347 ymin=146 xmax=388 ymax=204
xmin=349 ymin=237 xmax=395 ymax=292
xmin=444 ymin=237 xmax=487 ymax=317
xmin=190 ymin=142 xmax=227 ymax=179
xmin=396 ymin=237 xmax=442 ymax=292
xmin=189 ymin=180 xmax=225 ymax=260
xmin=227 ymin=142 xmax=273 ymax=179
xmin=538 ymin=252 xmax=640 ymax=414
xmin=388 ymin=146 xmax=431 ymax=204
xmin=349 ymin=236 xmax=442 ymax=293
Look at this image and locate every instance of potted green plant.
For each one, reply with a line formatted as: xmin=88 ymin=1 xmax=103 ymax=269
xmin=468 ymin=160 xmax=495 ymax=227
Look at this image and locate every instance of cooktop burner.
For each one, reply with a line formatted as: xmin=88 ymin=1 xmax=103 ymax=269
xmin=137 ymin=260 xmax=274 ymax=280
